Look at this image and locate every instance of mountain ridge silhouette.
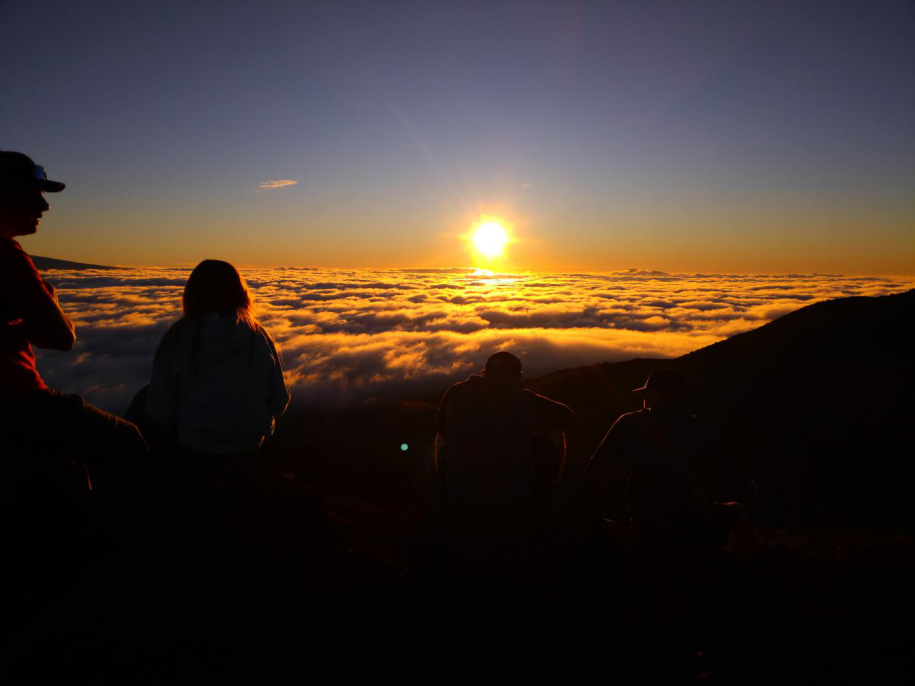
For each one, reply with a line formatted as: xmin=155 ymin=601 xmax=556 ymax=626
xmin=525 ymin=288 xmax=915 ymax=524
xmin=30 ymin=255 xmax=120 ymax=270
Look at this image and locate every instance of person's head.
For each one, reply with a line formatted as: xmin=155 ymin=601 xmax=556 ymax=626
xmin=0 ymin=151 xmax=65 ymax=239
xmin=182 ymin=259 xmax=257 ymax=329
xmin=632 ymin=369 xmax=687 ymax=410
xmin=482 ymin=351 xmax=523 ymax=384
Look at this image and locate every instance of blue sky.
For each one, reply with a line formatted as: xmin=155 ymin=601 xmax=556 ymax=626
xmin=2 ymin=0 xmax=913 ymax=272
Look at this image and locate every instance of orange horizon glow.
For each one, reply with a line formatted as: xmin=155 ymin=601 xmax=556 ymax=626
xmin=23 ymin=205 xmax=914 ymax=275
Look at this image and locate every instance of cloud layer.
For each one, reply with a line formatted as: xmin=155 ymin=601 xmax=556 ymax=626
xmin=35 ymin=267 xmax=914 ymax=413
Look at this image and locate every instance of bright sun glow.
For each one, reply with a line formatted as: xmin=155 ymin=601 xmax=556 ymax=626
xmin=471 ymin=221 xmax=509 ymax=258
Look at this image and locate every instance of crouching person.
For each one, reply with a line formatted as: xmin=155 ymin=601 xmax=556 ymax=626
xmin=434 ymin=351 xmax=575 ymax=558
xmin=584 ymin=369 xmax=783 ymax=565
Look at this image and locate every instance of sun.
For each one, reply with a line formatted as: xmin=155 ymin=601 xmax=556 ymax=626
xmin=471 ymin=221 xmax=509 ymax=258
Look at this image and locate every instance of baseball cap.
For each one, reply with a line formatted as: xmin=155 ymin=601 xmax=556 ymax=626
xmin=0 ymin=151 xmax=66 ymax=193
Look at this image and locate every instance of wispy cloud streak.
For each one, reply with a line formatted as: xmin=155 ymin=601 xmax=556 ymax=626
xmin=257 ymin=179 xmax=299 ymax=190
xmin=35 ymin=267 xmax=914 ymax=412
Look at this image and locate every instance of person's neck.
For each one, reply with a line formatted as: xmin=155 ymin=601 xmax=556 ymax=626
xmin=0 ymin=225 xmax=25 ymax=240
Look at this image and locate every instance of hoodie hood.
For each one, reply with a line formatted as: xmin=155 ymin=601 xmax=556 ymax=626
xmin=196 ymin=312 xmax=256 ymax=354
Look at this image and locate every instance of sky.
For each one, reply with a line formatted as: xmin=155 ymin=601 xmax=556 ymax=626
xmin=35 ymin=266 xmax=914 ymax=413
xmin=1 ymin=0 xmax=913 ymax=273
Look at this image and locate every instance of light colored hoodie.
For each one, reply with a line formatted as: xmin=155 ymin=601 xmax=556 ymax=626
xmin=145 ymin=313 xmax=291 ymax=454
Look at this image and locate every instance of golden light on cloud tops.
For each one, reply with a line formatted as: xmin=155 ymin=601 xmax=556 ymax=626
xmin=32 ymin=267 xmax=914 ymax=413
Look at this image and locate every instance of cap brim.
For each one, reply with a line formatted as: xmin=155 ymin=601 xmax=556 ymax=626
xmin=40 ymin=180 xmax=65 ymax=192
xmin=632 ymin=386 xmax=650 ymax=396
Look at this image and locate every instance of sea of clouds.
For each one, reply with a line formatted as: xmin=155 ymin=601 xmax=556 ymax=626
xmin=35 ymin=267 xmax=913 ymax=414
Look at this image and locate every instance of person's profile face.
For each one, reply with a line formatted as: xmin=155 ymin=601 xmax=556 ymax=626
xmin=0 ymin=187 xmax=50 ymax=238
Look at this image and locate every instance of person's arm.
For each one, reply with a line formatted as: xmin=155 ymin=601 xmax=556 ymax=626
xmin=20 ymin=274 xmax=76 ymax=351
xmin=531 ymin=392 xmax=576 ymax=431
xmin=144 ymin=326 xmax=180 ymax=428
xmin=433 ymin=387 xmax=452 ymax=476
xmin=434 ymin=387 xmax=451 ymax=439
xmin=583 ymin=416 xmax=630 ymax=526
xmin=264 ymin=332 xmax=291 ymax=418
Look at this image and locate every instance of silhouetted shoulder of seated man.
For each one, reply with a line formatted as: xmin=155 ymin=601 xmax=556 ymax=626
xmin=435 ymin=351 xmax=575 ymax=524
xmin=0 ymin=151 xmax=148 ymax=498
xmin=584 ymin=369 xmax=784 ymax=565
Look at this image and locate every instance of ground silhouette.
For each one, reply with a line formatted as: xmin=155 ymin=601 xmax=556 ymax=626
xmin=3 ymin=289 xmax=913 ymax=682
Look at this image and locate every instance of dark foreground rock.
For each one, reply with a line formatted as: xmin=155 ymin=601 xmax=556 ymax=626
xmin=2 ymin=445 xmax=913 ymax=684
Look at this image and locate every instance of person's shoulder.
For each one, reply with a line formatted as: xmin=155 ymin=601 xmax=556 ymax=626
xmin=0 ymin=237 xmax=39 ymax=271
xmin=154 ymin=319 xmax=187 ymax=359
xmin=253 ymin=324 xmax=283 ymax=358
xmin=613 ymin=409 xmax=647 ymax=430
xmin=524 ymin=388 xmax=568 ymax=405
xmin=449 ymin=375 xmax=481 ymax=392
xmin=526 ymin=388 xmax=575 ymax=417
xmin=438 ymin=375 xmax=479 ymax=405
xmin=0 ymin=237 xmax=25 ymax=255
xmin=523 ymin=388 xmax=549 ymax=401
xmin=617 ymin=409 xmax=645 ymax=422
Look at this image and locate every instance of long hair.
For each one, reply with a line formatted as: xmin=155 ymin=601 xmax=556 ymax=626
xmin=158 ymin=259 xmax=262 ymax=375
xmin=182 ymin=259 xmax=258 ymax=330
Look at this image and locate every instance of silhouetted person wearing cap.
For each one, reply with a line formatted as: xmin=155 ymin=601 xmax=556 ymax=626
xmin=584 ymin=369 xmax=782 ymax=564
xmin=0 ymin=151 xmax=147 ymax=505
xmin=435 ymin=351 xmax=575 ymax=527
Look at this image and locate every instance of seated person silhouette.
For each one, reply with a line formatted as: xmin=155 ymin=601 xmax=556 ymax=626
xmin=584 ymin=369 xmax=783 ymax=564
xmin=435 ymin=351 xmax=575 ymax=525
xmin=0 ymin=151 xmax=148 ymax=498
xmin=140 ymin=259 xmax=290 ymax=496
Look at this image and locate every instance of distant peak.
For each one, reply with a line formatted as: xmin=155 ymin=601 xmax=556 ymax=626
xmin=30 ymin=255 xmax=120 ymax=271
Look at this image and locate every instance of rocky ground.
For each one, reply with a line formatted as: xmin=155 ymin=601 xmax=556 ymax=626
xmin=2 ymin=435 xmax=913 ymax=684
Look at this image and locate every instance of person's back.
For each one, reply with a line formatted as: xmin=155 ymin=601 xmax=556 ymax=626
xmin=442 ymin=374 xmax=540 ymax=509
xmin=436 ymin=351 xmax=575 ymax=523
xmin=604 ymin=407 xmax=728 ymax=548
xmin=147 ymin=313 xmax=288 ymax=454
xmin=144 ymin=260 xmax=290 ymax=457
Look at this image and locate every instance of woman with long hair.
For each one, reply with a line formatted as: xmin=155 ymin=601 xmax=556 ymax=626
xmin=144 ymin=260 xmax=290 ymax=458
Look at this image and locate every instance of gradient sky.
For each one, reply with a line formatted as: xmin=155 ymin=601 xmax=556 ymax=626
xmin=2 ymin=0 xmax=913 ymax=273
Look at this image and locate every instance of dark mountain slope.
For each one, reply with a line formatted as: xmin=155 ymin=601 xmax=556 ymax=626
xmin=527 ymin=289 xmax=915 ymax=524
xmin=31 ymin=255 xmax=119 ymax=270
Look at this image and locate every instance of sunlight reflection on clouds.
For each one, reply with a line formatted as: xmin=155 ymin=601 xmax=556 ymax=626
xmin=35 ymin=267 xmax=914 ymax=413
